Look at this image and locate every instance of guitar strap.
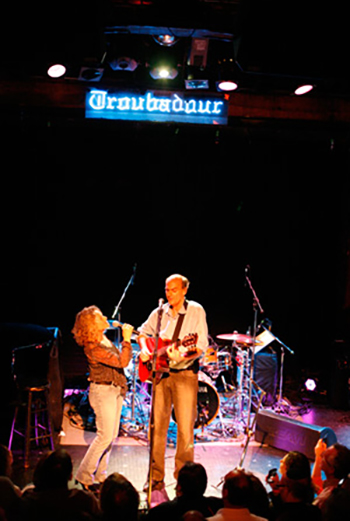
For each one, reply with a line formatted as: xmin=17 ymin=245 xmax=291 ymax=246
xmin=171 ymin=300 xmax=188 ymax=343
xmin=170 ymin=300 xmax=199 ymax=374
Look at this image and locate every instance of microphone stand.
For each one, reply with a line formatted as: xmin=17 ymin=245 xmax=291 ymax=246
xmin=111 ymin=264 xmax=137 ymax=424
xmin=111 ymin=264 xmax=137 ymax=346
xmin=147 ymin=299 xmax=164 ymax=508
xmin=244 ymin=266 xmax=264 ymax=432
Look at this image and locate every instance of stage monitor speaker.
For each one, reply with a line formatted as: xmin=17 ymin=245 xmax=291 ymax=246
xmin=255 ymin=410 xmax=337 ymax=459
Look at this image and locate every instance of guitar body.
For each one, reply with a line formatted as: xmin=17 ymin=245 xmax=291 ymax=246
xmin=138 ymin=338 xmax=172 ymax=383
xmin=138 ymin=334 xmax=198 ymax=383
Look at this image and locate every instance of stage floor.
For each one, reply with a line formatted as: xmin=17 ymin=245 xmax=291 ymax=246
xmin=11 ymin=385 xmax=350 ymax=507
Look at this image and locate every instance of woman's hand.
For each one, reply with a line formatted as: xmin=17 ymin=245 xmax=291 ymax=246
xmin=122 ymin=323 xmax=134 ymax=343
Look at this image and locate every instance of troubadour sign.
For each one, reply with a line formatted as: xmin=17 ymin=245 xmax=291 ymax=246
xmin=85 ymin=89 xmax=228 ymax=125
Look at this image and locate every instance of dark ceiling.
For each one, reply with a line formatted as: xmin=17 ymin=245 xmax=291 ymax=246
xmin=1 ymin=1 xmax=350 ymax=380
xmin=2 ymin=0 xmax=349 ymax=100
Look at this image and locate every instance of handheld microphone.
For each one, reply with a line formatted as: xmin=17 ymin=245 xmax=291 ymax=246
xmin=107 ymin=320 xmax=139 ymax=336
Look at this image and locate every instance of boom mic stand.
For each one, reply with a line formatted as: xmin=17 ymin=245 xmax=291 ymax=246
xmin=110 ymin=264 xmax=138 ymax=425
xmin=244 ymin=265 xmax=264 ymax=431
xmin=147 ymin=299 xmax=164 ymax=508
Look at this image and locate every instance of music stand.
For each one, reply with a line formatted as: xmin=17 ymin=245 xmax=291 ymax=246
xmin=260 ymin=325 xmax=294 ymax=414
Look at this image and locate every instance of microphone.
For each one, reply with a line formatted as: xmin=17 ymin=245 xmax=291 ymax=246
xmin=158 ymin=298 xmax=165 ymax=309
xmin=107 ymin=320 xmax=139 ymax=336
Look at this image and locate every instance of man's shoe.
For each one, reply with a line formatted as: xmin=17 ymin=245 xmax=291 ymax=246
xmin=143 ymin=480 xmax=165 ymax=493
xmin=75 ymin=480 xmax=101 ymax=494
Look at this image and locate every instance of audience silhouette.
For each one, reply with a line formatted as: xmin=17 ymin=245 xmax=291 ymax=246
xmin=3 ymin=441 xmax=350 ymax=521
xmin=0 ymin=444 xmax=22 ymax=521
xmin=99 ymin=472 xmax=140 ymax=521
xmin=145 ymin=462 xmax=222 ymax=521
xmin=312 ymin=439 xmax=350 ymax=514
xmin=19 ymin=448 xmax=100 ymax=520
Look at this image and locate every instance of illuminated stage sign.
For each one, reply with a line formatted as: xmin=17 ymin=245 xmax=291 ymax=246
xmin=85 ymin=89 xmax=228 ymax=125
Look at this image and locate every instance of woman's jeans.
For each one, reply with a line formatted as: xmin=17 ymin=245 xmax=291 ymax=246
xmin=76 ymin=382 xmax=124 ymax=485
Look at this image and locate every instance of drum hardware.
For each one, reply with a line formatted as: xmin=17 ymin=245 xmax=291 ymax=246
xmin=236 ymin=263 xmax=265 ymax=469
xmin=238 ymin=382 xmax=266 ymax=468
xmin=216 ymin=382 xmax=267 ymax=488
xmin=217 ymin=332 xmax=263 ymax=348
xmin=122 ymin=350 xmax=151 ymax=436
xmin=200 ymin=336 xmax=233 ymax=381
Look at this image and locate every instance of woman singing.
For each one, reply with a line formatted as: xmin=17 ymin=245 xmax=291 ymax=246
xmin=72 ymin=305 xmax=133 ymax=492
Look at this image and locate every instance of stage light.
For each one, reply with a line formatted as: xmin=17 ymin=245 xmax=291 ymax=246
xmin=153 ymin=34 xmax=178 ymax=47
xmin=216 ymin=80 xmax=238 ymax=92
xmin=47 ymin=63 xmax=66 ymax=78
xmin=78 ymin=67 xmax=104 ymax=82
xmin=294 ymin=84 xmax=314 ymax=96
xmin=185 ymin=79 xmax=209 ymax=90
xmin=304 ymin=378 xmax=317 ymax=392
xmin=108 ymin=57 xmax=138 ymax=72
xmin=149 ymin=65 xmax=178 ymax=80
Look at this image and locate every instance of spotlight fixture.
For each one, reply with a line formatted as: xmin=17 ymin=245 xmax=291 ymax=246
xmin=185 ymin=79 xmax=209 ymax=90
xmin=78 ymin=67 xmax=104 ymax=82
xmin=149 ymin=65 xmax=178 ymax=80
xmin=47 ymin=63 xmax=66 ymax=78
xmin=294 ymin=84 xmax=314 ymax=96
xmin=153 ymin=34 xmax=178 ymax=47
xmin=109 ymin=57 xmax=138 ymax=72
xmin=216 ymin=80 xmax=238 ymax=92
xmin=304 ymin=378 xmax=317 ymax=392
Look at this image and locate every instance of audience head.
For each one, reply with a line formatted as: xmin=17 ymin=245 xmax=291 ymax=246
xmin=278 ymin=474 xmax=315 ymax=503
xmin=222 ymin=468 xmax=270 ymax=517
xmin=278 ymin=450 xmax=315 ymax=503
xmin=182 ymin=511 xmax=206 ymax=521
xmin=321 ymin=443 xmax=350 ymax=480
xmin=33 ymin=449 xmax=73 ymax=491
xmin=280 ymin=450 xmax=311 ymax=480
xmin=176 ymin=462 xmax=208 ymax=498
xmin=246 ymin=472 xmax=271 ymax=518
xmin=0 ymin=444 xmax=13 ymax=477
xmin=322 ymin=476 xmax=350 ymax=520
xmin=100 ymin=472 xmax=139 ymax=521
xmin=222 ymin=468 xmax=255 ymax=508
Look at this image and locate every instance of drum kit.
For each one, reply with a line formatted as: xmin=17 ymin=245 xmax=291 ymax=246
xmin=121 ymin=329 xmax=266 ymax=440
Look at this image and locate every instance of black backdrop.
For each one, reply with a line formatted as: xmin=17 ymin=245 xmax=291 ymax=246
xmin=1 ymin=116 xmax=350 ymax=385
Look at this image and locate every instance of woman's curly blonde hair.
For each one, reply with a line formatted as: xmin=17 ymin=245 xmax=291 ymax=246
xmin=72 ymin=305 xmax=104 ymax=346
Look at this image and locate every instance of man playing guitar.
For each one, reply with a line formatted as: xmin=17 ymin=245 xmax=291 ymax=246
xmin=137 ymin=274 xmax=209 ymax=494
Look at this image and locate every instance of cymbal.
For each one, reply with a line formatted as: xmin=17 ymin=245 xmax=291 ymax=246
xmin=217 ymin=333 xmax=262 ymax=345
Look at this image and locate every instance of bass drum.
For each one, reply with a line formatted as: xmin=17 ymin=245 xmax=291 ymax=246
xmin=172 ymin=372 xmax=220 ymax=428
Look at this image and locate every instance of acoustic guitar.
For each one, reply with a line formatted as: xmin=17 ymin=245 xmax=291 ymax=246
xmin=138 ymin=333 xmax=198 ymax=383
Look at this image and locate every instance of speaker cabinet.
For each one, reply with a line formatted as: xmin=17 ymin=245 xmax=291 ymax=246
xmin=255 ymin=410 xmax=337 ymax=459
xmin=254 ymin=352 xmax=278 ymax=406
